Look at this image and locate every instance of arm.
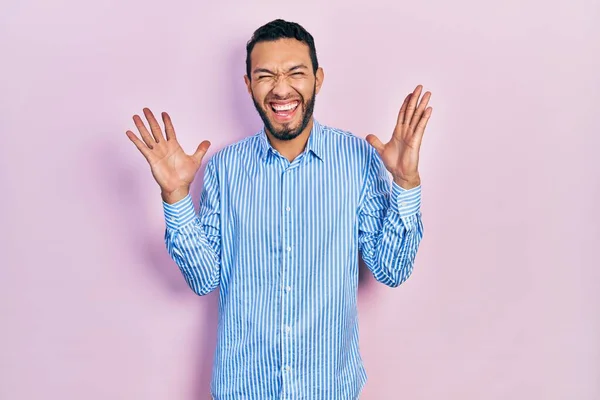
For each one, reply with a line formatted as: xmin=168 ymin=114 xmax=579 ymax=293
xmin=358 ymin=149 xmax=424 ymax=287
xmin=124 ymin=107 xmax=217 ymax=296
xmin=362 ymin=84 xmax=433 ymax=286
xmin=163 ymin=159 xmax=221 ymax=295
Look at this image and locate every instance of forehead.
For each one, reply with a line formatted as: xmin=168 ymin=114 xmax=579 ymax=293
xmin=250 ymin=38 xmax=312 ymax=71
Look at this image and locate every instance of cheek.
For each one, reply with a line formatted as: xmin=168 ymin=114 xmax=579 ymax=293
xmin=251 ymin=86 xmax=268 ymax=104
xmin=253 ymin=92 xmax=265 ymax=103
xmin=293 ymin=80 xmax=314 ymax=99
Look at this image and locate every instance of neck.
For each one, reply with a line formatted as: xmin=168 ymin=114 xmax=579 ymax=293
xmin=266 ymin=118 xmax=314 ymax=162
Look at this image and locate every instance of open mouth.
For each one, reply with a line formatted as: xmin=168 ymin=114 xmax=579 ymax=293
xmin=269 ymin=100 xmax=300 ymax=121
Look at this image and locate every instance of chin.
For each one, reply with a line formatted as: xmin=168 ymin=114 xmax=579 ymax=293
xmin=269 ymin=124 xmax=304 ymax=141
xmin=266 ymin=110 xmax=305 ymax=141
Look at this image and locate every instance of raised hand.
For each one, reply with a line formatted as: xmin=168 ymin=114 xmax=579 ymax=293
xmin=366 ymin=85 xmax=432 ymax=190
xmin=126 ymin=108 xmax=211 ymax=204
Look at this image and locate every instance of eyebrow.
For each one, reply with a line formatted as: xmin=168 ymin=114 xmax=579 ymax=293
xmin=252 ymin=64 xmax=309 ymax=75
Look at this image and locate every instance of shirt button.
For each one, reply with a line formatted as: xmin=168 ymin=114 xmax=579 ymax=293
xmin=285 ymin=286 xmax=291 ymax=292
xmin=286 ymin=206 xmax=291 ymax=212
xmin=285 ymin=326 xmax=291 ymax=333
xmin=286 ymin=246 xmax=292 ymax=252
xmin=285 ymin=366 xmax=291 ymax=372
xmin=400 ymin=202 xmax=407 ymax=207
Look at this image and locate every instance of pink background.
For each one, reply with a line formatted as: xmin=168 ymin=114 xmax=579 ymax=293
xmin=1 ymin=0 xmax=598 ymax=399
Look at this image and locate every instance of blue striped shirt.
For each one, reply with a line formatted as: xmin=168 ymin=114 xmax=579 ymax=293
xmin=163 ymin=119 xmax=424 ymax=400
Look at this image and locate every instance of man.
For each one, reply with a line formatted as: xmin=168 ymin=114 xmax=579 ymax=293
xmin=126 ymin=19 xmax=432 ymax=400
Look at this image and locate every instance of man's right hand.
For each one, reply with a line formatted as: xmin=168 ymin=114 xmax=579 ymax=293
xmin=126 ymin=108 xmax=211 ymax=204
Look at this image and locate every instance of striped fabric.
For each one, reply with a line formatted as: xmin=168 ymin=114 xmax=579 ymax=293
xmin=163 ymin=119 xmax=424 ymax=400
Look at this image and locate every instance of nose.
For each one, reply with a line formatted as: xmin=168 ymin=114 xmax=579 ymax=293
xmin=271 ymin=75 xmax=293 ymax=98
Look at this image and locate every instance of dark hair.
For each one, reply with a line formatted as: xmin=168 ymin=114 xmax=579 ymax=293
xmin=245 ymin=19 xmax=319 ymax=80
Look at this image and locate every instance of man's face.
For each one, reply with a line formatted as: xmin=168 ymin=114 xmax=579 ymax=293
xmin=245 ymin=38 xmax=324 ymax=141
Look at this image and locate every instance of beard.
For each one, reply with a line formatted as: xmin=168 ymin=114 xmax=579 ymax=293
xmin=251 ymin=84 xmax=316 ymax=141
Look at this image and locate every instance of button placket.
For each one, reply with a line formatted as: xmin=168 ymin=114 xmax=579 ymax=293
xmin=280 ymin=166 xmax=295 ymax=390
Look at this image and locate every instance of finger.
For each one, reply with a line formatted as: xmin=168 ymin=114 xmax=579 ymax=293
xmin=365 ymin=134 xmax=385 ymax=156
xmin=133 ymin=114 xmax=156 ymax=149
xmin=396 ymin=93 xmax=411 ymax=127
xmin=143 ymin=108 xmax=165 ymax=143
xmin=404 ymin=85 xmax=423 ymax=126
xmin=192 ymin=140 xmax=211 ymax=165
xmin=162 ymin=112 xmax=177 ymax=141
xmin=409 ymin=91 xmax=432 ymax=131
xmin=126 ymin=130 xmax=152 ymax=159
xmin=413 ymin=107 xmax=433 ymax=145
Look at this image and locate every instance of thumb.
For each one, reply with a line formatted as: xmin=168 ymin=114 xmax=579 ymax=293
xmin=365 ymin=134 xmax=385 ymax=156
xmin=192 ymin=140 xmax=211 ymax=165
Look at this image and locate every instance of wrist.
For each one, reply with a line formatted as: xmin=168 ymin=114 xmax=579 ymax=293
xmin=161 ymin=186 xmax=190 ymax=204
xmin=393 ymin=175 xmax=421 ymax=190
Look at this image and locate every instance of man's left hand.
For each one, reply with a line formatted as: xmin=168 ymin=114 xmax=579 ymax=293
xmin=366 ymin=84 xmax=432 ymax=190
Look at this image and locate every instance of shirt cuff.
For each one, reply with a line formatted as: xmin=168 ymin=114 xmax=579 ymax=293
xmin=163 ymin=194 xmax=196 ymax=230
xmin=390 ymin=182 xmax=422 ymax=218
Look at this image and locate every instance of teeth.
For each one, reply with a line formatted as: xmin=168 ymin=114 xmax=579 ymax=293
xmin=272 ymin=102 xmax=298 ymax=111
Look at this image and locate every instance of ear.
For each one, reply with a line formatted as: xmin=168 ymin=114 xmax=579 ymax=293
xmin=244 ymin=75 xmax=252 ymax=95
xmin=315 ymin=67 xmax=324 ymax=95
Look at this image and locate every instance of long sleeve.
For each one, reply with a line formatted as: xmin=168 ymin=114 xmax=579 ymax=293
xmin=357 ymin=148 xmax=424 ymax=287
xmin=163 ymin=159 xmax=221 ymax=295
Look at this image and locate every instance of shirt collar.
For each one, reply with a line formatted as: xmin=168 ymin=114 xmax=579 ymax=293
xmin=258 ymin=118 xmax=325 ymax=163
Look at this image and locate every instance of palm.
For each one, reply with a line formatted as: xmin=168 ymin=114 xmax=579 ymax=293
xmin=126 ymin=108 xmax=211 ymax=195
xmin=377 ymin=128 xmax=421 ymax=180
xmin=149 ymin=142 xmax=201 ymax=193
xmin=366 ymin=85 xmax=432 ymax=188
